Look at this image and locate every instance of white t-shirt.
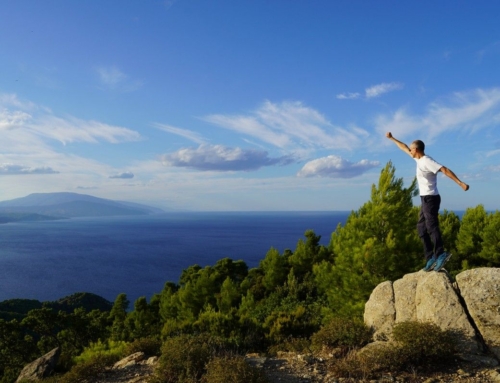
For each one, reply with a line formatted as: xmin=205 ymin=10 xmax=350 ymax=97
xmin=415 ymin=155 xmax=443 ymax=196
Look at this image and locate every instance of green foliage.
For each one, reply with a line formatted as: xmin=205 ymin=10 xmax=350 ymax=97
xmin=56 ymin=353 xmax=119 ymax=383
xmin=123 ymin=337 xmax=162 ymax=357
xmin=150 ymin=334 xmax=230 ymax=383
xmin=0 ymin=299 xmax=42 ymax=322
xmin=202 ymin=355 xmax=270 ymax=383
xmin=109 ymin=293 xmax=130 ymax=341
xmin=45 ymin=292 xmax=113 ymax=314
xmin=73 ymin=339 xmax=127 ymax=364
xmin=315 ymin=162 xmax=421 ymax=317
xmin=0 ymin=319 xmax=38 ymax=381
xmin=456 ymin=206 xmax=500 ymax=269
xmin=259 ymin=248 xmax=289 ymax=292
xmin=310 ymin=316 xmax=372 ymax=355
xmin=329 ymin=321 xmax=458 ymax=379
xmin=126 ymin=296 xmax=162 ymax=340
xmin=288 ymin=230 xmax=329 ymax=281
xmin=478 ymin=210 xmax=500 ymax=266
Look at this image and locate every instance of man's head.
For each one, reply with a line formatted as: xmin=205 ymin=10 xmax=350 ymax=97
xmin=410 ymin=140 xmax=425 ymax=158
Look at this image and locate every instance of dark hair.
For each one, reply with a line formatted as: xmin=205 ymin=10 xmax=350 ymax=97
xmin=411 ymin=140 xmax=425 ymax=151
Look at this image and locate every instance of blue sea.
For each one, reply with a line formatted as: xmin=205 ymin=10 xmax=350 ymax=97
xmin=0 ymin=212 xmax=349 ymax=305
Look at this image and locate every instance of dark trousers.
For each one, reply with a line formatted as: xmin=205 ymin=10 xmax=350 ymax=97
xmin=417 ymin=195 xmax=444 ymax=260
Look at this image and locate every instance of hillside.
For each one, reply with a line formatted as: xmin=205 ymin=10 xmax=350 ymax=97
xmin=0 ymin=192 xmax=163 ymax=219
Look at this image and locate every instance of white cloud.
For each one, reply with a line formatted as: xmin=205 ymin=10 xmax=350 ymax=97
xmin=109 ymin=172 xmax=134 ymax=179
xmin=32 ymin=115 xmax=142 ymax=145
xmin=203 ymin=100 xmax=368 ymax=151
xmin=297 ymin=155 xmax=379 ymax=178
xmin=365 ymin=82 xmax=404 ymax=98
xmin=153 ymin=123 xmax=206 ymax=144
xmin=97 ymin=66 xmax=126 ymax=86
xmin=375 ymin=87 xmax=500 ymax=141
xmin=0 ymin=163 xmax=59 ymax=175
xmin=336 ymin=92 xmax=360 ymax=100
xmin=161 ymin=144 xmax=294 ymax=171
xmin=96 ymin=66 xmax=143 ymax=92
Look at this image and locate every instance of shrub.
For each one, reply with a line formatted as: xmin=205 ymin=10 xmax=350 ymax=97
xmin=392 ymin=321 xmax=458 ymax=365
xmin=329 ymin=321 xmax=460 ymax=379
xmin=150 ymin=333 xmax=230 ymax=383
xmin=310 ymin=316 xmax=372 ymax=355
xmin=73 ymin=339 xmax=127 ymax=364
xmin=124 ymin=337 xmax=162 ymax=357
xmin=56 ymin=354 xmax=118 ymax=383
xmin=202 ymin=355 xmax=270 ymax=383
xmin=267 ymin=336 xmax=311 ymax=355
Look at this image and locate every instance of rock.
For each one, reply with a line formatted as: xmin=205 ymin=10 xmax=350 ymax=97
xmin=364 ymin=281 xmax=395 ymax=341
xmin=415 ymin=271 xmax=480 ymax=354
xmin=113 ymin=352 xmax=146 ymax=370
xmin=364 ymin=268 xmax=500 ymax=364
xmin=16 ymin=347 xmax=60 ymax=382
xmin=456 ymin=268 xmax=500 ymax=360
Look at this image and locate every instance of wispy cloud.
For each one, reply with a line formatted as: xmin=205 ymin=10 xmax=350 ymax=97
xmin=476 ymin=41 xmax=500 ymax=63
xmin=96 ymin=66 xmax=143 ymax=92
xmin=109 ymin=172 xmax=134 ymax=179
xmin=153 ymin=123 xmax=206 ymax=144
xmin=365 ymin=82 xmax=404 ymax=99
xmin=336 ymin=92 xmax=361 ymax=100
xmin=297 ymin=155 xmax=379 ymax=178
xmin=203 ymin=100 xmax=368 ymax=151
xmin=32 ymin=115 xmax=142 ymax=145
xmin=0 ymin=163 xmax=59 ymax=175
xmin=161 ymin=144 xmax=294 ymax=171
xmin=375 ymin=87 xmax=500 ymax=141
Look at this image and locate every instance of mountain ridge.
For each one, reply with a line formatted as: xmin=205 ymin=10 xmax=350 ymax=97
xmin=0 ymin=192 xmax=163 ymax=220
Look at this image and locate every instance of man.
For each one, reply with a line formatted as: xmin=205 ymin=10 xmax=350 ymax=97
xmin=385 ymin=132 xmax=469 ymax=272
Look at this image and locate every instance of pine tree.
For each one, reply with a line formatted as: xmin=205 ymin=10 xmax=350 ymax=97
xmin=314 ymin=161 xmax=420 ymax=317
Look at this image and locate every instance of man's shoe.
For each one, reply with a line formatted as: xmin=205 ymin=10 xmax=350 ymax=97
xmin=422 ymin=256 xmax=437 ymax=272
xmin=434 ymin=252 xmax=452 ymax=272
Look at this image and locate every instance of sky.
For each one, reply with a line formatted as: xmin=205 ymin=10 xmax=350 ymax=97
xmin=1 ymin=1 xmax=500 ymax=211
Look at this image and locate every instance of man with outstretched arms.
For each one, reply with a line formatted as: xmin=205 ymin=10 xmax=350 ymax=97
xmin=385 ymin=132 xmax=469 ymax=272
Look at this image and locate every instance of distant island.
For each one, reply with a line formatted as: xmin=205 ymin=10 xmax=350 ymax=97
xmin=0 ymin=192 xmax=163 ymax=222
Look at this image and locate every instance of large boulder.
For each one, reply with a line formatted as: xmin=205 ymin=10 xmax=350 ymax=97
xmin=16 ymin=347 xmax=60 ymax=382
xmin=456 ymin=268 xmax=500 ymax=360
xmin=364 ymin=268 xmax=500 ymax=362
xmin=363 ymin=281 xmax=395 ymax=340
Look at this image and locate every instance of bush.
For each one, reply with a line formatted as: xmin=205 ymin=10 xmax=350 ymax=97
xmin=310 ymin=316 xmax=372 ymax=355
xmin=73 ymin=339 xmax=127 ymax=364
xmin=57 ymin=354 xmax=118 ymax=383
xmin=202 ymin=355 xmax=269 ymax=383
xmin=124 ymin=337 xmax=162 ymax=357
xmin=267 ymin=336 xmax=311 ymax=355
xmin=392 ymin=321 xmax=458 ymax=365
xmin=329 ymin=321 xmax=460 ymax=379
xmin=150 ymin=333 xmax=230 ymax=383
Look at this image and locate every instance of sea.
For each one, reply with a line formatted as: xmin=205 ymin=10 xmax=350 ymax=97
xmin=0 ymin=211 xmax=350 ymax=305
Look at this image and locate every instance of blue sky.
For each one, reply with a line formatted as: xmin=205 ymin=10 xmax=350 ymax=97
xmin=1 ymin=1 xmax=499 ymax=211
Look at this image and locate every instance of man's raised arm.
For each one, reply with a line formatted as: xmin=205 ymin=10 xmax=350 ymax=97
xmin=385 ymin=132 xmax=412 ymax=157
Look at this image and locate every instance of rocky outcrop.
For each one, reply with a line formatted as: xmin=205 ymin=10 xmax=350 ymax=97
xmin=456 ymin=268 xmax=500 ymax=360
xmin=16 ymin=347 xmax=60 ymax=382
xmin=364 ymin=267 xmax=500 ymax=365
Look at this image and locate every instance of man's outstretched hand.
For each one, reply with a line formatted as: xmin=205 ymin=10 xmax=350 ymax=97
xmin=386 ymin=132 xmax=393 ymax=139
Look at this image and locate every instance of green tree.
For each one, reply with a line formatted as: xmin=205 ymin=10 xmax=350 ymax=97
xmin=314 ymin=162 xmax=420 ymax=317
xmin=439 ymin=209 xmax=462 ymax=273
xmin=126 ymin=297 xmax=161 ymax=340
xmin=260 ymin=248 xmax=289 ymax=291
xmin=0 ymin=319 xmax=38 ymax=380
xmin=478 ymin=210 xmax=500 ymax=266
xmin=109 ymin=293 xmax=130 ymax=341
xmin=217 ymin=277 xmax=241 ymax=314
xmin=456 ymin=205 xmax=488 ymax=269
xmin=288 ymin=230 xmax=329 ymax=281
